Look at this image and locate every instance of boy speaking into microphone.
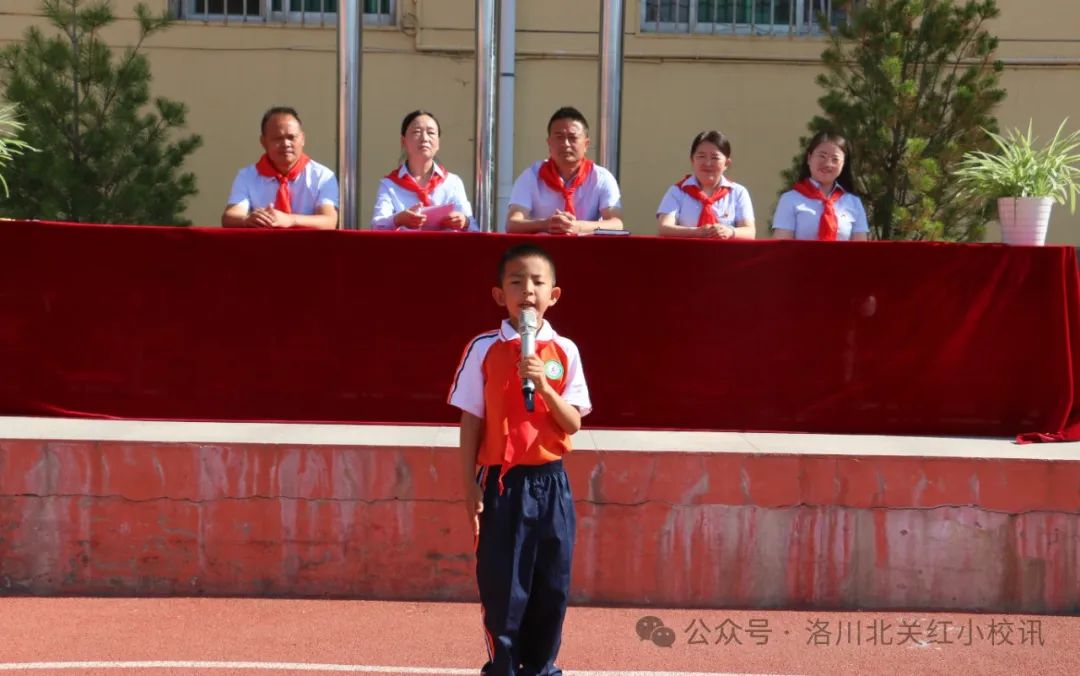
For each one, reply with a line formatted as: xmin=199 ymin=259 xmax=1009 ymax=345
xmin=447 ymin=243 xmax=591 ymax=675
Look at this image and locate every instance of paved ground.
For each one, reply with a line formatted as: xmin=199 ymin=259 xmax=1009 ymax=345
xmin=0 ymin=598 xmax=1076 ymax=675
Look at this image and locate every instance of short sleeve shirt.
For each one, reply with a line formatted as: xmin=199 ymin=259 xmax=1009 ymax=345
xmin=448 ymin=319 xmax=591 ymax=419
xmin=656 ymin=176 xmax=755 ymax=226
xmin=771 ymin=180 xmax=869 ymax=240
xmin=508 ymin=160 xmax=621 ymax=221
xmin=226 ymin=159 xmax=339 ymax=214
xmin=448 ymin=319 xmax=592 ymax=466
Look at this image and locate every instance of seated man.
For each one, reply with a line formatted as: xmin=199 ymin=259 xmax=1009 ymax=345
xmin=506 ymin=106 xmax=623 ymax=235
xmin=222 ymin=106 xmax=339 ymax=229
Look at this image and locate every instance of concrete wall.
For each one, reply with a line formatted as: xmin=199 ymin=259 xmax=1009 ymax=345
xmin=1 ymin=0 xmax=1079 ymax=242
xmin=2 ymin=433 xmax=1079 ymax=613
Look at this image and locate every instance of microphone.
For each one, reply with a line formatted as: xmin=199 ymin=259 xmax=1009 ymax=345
xmin=519 ymin=307 xmax=538 ymax=412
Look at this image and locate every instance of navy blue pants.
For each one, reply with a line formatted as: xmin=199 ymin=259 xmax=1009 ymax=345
xmin=476 ymin=461 xmax=575 ymax=676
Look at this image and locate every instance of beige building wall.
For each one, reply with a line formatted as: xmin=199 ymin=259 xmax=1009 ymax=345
xmin=2 ymin=0 xmax=1079 ymax=242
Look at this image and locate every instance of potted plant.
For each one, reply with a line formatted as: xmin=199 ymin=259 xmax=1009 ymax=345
xmin=0 ymin=103 xmax=36 ymax=200
xmin=955 ymin=119 xmax=1080 ymax=245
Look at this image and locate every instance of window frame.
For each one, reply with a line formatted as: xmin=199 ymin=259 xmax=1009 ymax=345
xmin=175 ymin=0 xmax=396 ymax=27
xmin=640 ymin=0 xmax=855 ymax=37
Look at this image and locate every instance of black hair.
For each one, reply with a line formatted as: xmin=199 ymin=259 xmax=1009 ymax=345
xmin=547 ymin=107 xmax=589 ymax=135
xmin=497 ymin=244 xmax=557 ymax=285
xmin=798 ymin=130 xmax=858 ymax=194
xmin=261 ymin=106 xmax=302 ymax=135
xmin=400 ymin=110 xmax=441 ymax=137
xmin=690 ymin=130 xmax=732 ymax=158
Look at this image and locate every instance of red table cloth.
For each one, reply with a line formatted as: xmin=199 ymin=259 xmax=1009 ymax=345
xmin=1 ymin=220 xmax=1077 ymax=441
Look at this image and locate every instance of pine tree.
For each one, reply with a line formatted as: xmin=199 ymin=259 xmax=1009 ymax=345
xmin=784 ymin=0 xmax=1005 ymax=241
xmin=0 ymin=0 xmax=202 ymax=225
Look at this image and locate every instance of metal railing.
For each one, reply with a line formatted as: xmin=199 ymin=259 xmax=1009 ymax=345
xmin=641 ymin=0 xmax=857 ymax=36
xmin=177 ymin=0 xmax=395 ymax=28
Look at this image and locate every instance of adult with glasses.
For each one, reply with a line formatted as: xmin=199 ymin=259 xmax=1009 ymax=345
xmin=505 ymin=107 xmax=624 ymax=235
xmin=371 ymin=110 xmax=476 ymax=231
xmin=771 ymin=131 xmax=869 ymax=241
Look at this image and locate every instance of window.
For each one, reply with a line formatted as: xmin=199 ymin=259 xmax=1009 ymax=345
xmin=177 ymin=0 xmax=395 ymax=27
xmin=641 ymin=0 xmax=858 ymax=36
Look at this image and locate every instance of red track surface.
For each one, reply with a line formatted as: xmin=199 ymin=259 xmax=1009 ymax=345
xmin=0 ymin=598 xmax=1076 ymax=675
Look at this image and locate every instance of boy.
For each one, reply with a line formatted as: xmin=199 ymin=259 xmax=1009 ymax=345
xmin=448 ymin=243 xmax=591 ymax=676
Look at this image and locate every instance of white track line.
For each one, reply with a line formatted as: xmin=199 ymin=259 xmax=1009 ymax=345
xmin=0 ymin=663 xmax=801 ymax=676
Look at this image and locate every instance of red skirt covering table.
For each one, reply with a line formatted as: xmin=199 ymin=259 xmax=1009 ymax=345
xmin=0 ymin=220 xmax=1077 ymax=441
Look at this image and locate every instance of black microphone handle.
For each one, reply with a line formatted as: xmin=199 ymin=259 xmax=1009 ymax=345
xmin=523 ymin=384 xmax=535 ymax=412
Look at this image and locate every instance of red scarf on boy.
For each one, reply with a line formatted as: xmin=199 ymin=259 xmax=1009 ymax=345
xmin=677 ymin=175 xmax=731 ymax=227
xmin=792 ymin=179 xmax=844 ymax=241
xmin=384 ymin=165 xmax=446 ymax=207
xmin=538 ymin=158 xmax=594 ymax=216
xmin=255 ymin=153 xmax=311 ymax=213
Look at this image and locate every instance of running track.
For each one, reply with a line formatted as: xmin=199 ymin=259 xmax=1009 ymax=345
xmin=0 ymin=599 xmax=1077 ymax=675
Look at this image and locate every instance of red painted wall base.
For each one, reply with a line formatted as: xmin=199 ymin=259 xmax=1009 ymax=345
xmin=1 ymin=438 xmax=1078 ymax=613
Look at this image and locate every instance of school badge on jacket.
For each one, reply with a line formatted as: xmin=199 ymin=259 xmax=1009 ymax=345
xmin=544 ymin=359 xmax=565 ymax=380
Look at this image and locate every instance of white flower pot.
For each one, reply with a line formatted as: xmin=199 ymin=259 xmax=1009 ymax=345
xmin=997 ymin=196 xmax=1053 ymax=246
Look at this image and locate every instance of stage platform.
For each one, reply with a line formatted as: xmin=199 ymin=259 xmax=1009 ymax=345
xmin=2 ymin=417 xmax=1077 ymax=614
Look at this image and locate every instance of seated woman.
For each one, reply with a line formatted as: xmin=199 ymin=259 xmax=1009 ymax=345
xmin=372 ymin=110 xmax=476 ymax=231
xmin=772 ymin=131 xmax=868 ymax=241
xmin=656 ymin=130 xmax=755 ymax=239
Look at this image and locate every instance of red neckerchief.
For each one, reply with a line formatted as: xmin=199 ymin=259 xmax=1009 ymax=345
xmin=384 ymin=164 xmax=446 ymax=207
xmin=677 ymin=175 xmax=732 ymax=227
xmin=255 ymin=153 xmax=311 ymax=213
xmin=792 ymin=179 xmax=844 ymax=241
xmin=537 ymin=159 xmax=594 ymax=216
xmin=499 ymin=335 xmax=553 ymax=494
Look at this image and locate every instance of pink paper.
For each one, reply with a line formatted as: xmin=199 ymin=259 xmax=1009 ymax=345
xmin=419 ymin=203 xmax=455 ymax=229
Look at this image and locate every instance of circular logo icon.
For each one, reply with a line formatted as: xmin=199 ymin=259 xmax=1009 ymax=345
xmin=636 ymin=616 xmax=664 ymax=641
xmin=651 ymin=625 xmax=676 ymax=648
xmin=544 ymin=359 xmax=564 ymax=380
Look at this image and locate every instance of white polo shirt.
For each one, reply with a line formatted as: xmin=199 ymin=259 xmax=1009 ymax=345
xmin=656 ymin=176 xmax=755 ymax=227
xmin=771 ymin=180 xmax=869 ymax=240
xmin=226 ymin=159 xmax=339 ymax=214
xmin=448 ymin=319 xmax=592 ymax=419
xmin=371 ymin=164 xmax=477 ymax=231
xmin=508 ymin=160 xmax=622 ymax=221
